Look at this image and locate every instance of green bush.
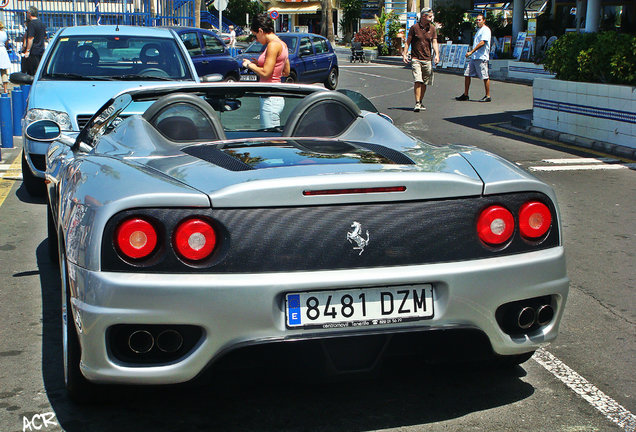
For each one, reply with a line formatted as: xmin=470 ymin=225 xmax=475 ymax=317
xmin=544 ymin=31 xmax=636 ymax=85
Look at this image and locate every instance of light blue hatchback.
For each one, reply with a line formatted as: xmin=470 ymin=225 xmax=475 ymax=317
xmin=11 ymin=25 xmax=200 ymax=195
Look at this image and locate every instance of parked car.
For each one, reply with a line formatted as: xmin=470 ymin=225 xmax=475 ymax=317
xmin=27 ymin=82 xmax=568 ymax=401
xmin=10 ymin=25 xmax=200 ymax=196
xmin=170 ymin=27 xmax=241 ymax=81
xmin=235 ymin=32 xmax=339 ymax=89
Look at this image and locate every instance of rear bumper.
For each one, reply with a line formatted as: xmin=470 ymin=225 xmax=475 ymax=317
xmin=68 ymin=247 xmax=569 ymax=384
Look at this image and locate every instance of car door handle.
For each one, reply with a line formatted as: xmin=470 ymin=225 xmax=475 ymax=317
xmin=201 ymin=61 xmax=209 ymax=64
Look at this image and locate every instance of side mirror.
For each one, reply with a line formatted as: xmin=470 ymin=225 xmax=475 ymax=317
xmin=25 ymin=119 xmax=61 ymax=141
xmin=9 ymin=72 xmax=33 ymax=85
xmin=25 ymin=119 xmax=77 ymax=147
xmin=201 ymin=73 xmax=224 ymax=82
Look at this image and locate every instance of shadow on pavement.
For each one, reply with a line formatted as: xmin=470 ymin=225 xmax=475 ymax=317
xmin=15 ymin=183 xmax=47 ymax=205
xmin=444 ymin=109 xmax=596 ymax=158
xmin=36 ymin=240 xmax=535 ymax=432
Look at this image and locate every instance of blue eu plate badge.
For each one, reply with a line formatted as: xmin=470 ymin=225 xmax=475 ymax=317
xmin=287 ymin=294 xmax=302 ymax=326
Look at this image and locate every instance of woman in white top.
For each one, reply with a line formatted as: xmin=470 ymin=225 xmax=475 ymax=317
xmin=0 ymin=21 xmax=12 ymax=93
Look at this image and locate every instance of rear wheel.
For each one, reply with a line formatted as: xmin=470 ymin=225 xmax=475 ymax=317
xmin=61 ymin=249 xmax=98 ymax=403
xmin=47 ymin=206 xmax=58 ymax=263
xmin=285 ymin=71 xmax=297 ymax=84
xmin=21 ymin=151 xmax=45 ymax=196
xmin=224 ymin=74 xmax=238 ymax=82
xmin=324 ymin=67 xmax=338 ymax=90
xmin=492 ymin=351 xmax=535 ymax=368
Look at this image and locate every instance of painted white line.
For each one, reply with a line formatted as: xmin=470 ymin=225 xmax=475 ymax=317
xmin=340 ymin=64 xmax=401 ymax=68
xmin=542 ymin=158 xmax=617 ymax=164
xmin=530 ymin=164 xmax=628 ymax=172
xmin=0 ymin=164 xmax=13 ymax=170
xmin=534 ymin=348 xmax=636 ymax=432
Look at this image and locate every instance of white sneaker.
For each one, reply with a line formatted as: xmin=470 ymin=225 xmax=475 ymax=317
xmin=413 ymin=102 xmax=421 ymax=112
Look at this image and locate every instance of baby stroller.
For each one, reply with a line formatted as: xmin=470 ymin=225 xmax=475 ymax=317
xmin=350 ymin=42 xmax=368 ymax=63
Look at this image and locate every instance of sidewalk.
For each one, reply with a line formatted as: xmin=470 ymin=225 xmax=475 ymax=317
xmin=339 ymin=50 xmax=636 ymax=161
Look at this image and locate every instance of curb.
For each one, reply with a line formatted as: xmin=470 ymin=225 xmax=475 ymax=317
xmin=524 ymin=125 xmax=636 ymax=161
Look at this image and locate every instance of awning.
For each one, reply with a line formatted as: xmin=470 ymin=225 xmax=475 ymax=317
xmin=268 ymin=3 xmax=320 ymax=14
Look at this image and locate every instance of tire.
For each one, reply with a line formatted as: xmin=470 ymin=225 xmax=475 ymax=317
xmin=21 ymin=151 xmax=45 ymax=196
xmin=61 ymin=249 xmax=98 ymax=403
xmin=285 ymin=71 xmax=297 ymax=84
xmin=224 ymin=74 xmax=238 ymax=82
xmin=492 ymin=351 xmax=535 ymax=368
xmin=324 ymin=67 xmax=338 ymax=90
xmin=47 ymin=206 xmax=58 ymax=263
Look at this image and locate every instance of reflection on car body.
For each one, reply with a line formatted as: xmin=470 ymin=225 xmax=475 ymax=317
xmin=30 ymin=82 xmax=568 ymax=402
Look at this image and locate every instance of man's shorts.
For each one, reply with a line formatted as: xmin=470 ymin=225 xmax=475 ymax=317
xmin=464 ymin=59 xmax=489 ymax=79
xmin=411 ymin=59 xmax=433 ymax=85
xmin=1 ymin=69 xmax=8 ymax=84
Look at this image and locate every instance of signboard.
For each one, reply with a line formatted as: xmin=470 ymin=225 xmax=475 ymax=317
xmin=0 ymin=0 xmax=10 ymax=8
xmin=213 ymin=0 xmax=228 ymax=11
xmin=457 ymin=45 xmax=469 ymax=69
xmin=269 ymin=10 xmax=279 ymax=20
xmin=527 ymin=18 xmax=537 ymax=37
xmin=513 ymin=31 xmax=526 ymax=59
xmin=406 ymin=12 xmax=417 ymax=33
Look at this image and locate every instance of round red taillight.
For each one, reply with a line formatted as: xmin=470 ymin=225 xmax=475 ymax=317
xmin=173 ymin=218 xmax=217 ymax=261
xmin=115 ymin=218 xmax=158 ymax=259
xmin=519 ymin=201 xmax=552 ymax=239
xmin=477 ymin=205 xmax=515 ymax=245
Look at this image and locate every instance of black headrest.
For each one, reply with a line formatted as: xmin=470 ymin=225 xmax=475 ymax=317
xmin=140 ymin=43 xmax=162 ymax=63
xmin=282 ymin=91 xmax=361 ymax=138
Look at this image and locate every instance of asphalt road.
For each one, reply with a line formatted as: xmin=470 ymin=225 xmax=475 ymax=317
xmin=0 ymin=64 xmax=634 ymax=432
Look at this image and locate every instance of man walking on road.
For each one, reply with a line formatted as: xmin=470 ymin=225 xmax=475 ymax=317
xmin=402 ymin=8 xmax=439 ymax=112
xmin=456 ymin=13 xmax=491 ymax=102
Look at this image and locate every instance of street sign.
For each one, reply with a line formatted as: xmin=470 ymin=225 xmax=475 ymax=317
xmin=0 ymin=0 xmax=10 ymax=8
xmin=213 ymin=0 xmax=228 ymax=11
xmin=270 ymin=10 xmax=279 ymax=20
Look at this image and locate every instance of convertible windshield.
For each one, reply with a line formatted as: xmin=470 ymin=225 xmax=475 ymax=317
xmin=41 ymin=35 xmax=194 ymax=81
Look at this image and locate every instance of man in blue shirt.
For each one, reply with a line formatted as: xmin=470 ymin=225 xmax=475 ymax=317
xmin=456 ymin=13 xmax=491 ymax=102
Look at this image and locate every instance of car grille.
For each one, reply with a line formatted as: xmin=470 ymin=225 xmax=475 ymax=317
xmin=101 ymin=192 xmax=560 ymax=273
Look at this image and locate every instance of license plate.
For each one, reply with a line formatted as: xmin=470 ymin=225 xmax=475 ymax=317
xmin=285 ymin=285 xmax=433 ymax=329
xmin=240 ymin=74 xmax=258 ymax=81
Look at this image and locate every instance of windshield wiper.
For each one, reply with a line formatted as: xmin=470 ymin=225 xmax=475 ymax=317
xmin=114 ymin=74 xmax=173 ymax=81
xmin=45 ymin=73 xmax=115 ymax=81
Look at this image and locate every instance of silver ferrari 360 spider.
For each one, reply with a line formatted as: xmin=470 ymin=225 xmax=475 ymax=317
xmin=27 ymin=83 xmax=569 ymax=401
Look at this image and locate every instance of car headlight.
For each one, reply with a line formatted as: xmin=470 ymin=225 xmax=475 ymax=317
xmin=24 ymin=109 xmax=73 ymax=131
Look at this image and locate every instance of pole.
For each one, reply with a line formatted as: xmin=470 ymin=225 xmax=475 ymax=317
xmin=11 ymin=87 xmax=23 ymax=137
xmin=0 ymin=93 xmax=13 ymax=148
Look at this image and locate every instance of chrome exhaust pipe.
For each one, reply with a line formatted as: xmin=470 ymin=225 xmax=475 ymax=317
xmin=156 ymin=329 xmax=183 ymax=353
xmin=517 ymin=306 xmax=536 ymax=330
xmin=536 ymin=304 xmax=554 ymax=326
xmin=128 ymin=330 xmax=154 ymax=354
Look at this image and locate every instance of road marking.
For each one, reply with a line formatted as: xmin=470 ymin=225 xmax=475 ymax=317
xmin=0 ymin=153 xmax=22 ymax=207
xmin=534 ymin=349 xmax=636 ymax=432
xmin=530 ymin=164 xmax=631 ymax=172
xmin=340 ymin=64 xmax=402 ymax=69
xmin=541 ymin=158 xmax=617 ymax=164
